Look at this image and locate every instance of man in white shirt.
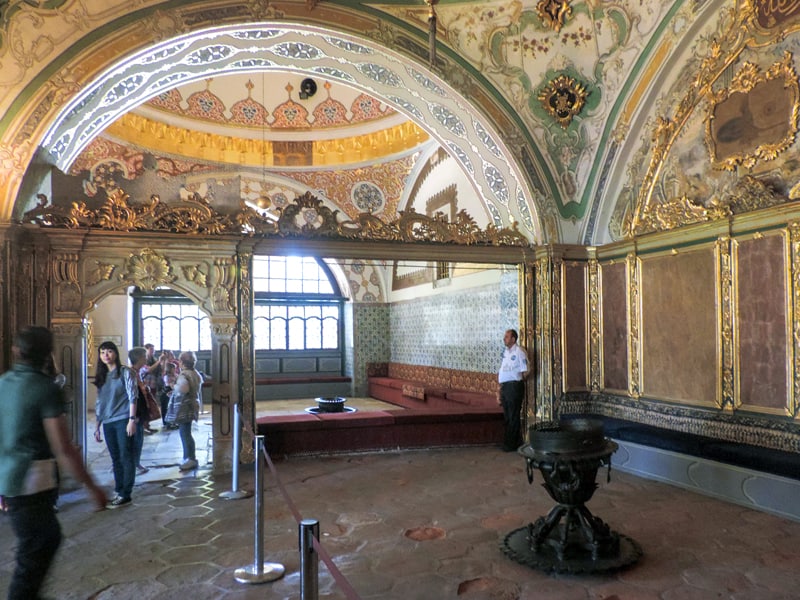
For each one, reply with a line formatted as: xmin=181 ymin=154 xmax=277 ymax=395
xmin=498 ymin=329 xmax=528 ymax=452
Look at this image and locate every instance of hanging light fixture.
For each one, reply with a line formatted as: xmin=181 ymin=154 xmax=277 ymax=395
xmin=426 ymin=0 xmax=439 ymax=68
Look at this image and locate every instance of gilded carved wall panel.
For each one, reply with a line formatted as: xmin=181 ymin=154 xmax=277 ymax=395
xmin=626 ymin=2 xmax=800 ymax=238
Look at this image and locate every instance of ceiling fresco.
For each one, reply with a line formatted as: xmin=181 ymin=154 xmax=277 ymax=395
xmin=1 ymin=1 xmax=800 ymax=245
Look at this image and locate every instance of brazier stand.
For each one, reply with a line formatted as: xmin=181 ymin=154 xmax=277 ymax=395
xmin=501 ymin=420 xmax=642 ymax=574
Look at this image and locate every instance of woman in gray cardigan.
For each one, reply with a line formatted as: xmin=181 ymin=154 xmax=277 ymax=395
xmin=167 ymin=351 xmax=203 ymax=471
xmin=93 ymin=340 xmax=138 ymax=508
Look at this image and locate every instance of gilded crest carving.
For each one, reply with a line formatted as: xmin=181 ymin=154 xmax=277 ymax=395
xmin=633 ymin=197 xmax=731 ymax=236
xmin=705 ymin=54 xmax=800 ymax=170
xmin=22 ymin=191 xmax=530 ymax=247
xmin=121 ymin=249 xmax=174 ymax=291
xmin=538 ymin=75 xmax=588 ymax=129
xmin=537 ymin=0 xmax=572 ymax=33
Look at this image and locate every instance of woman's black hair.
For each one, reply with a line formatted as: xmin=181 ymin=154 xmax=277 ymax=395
xmin=94 ymin=340 xmax=122 ymax=389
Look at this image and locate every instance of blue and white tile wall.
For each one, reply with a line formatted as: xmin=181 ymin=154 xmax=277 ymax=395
xmin=351 ymin=272 xmax=519 ymax=394
xmin=390 ymin=275 xmax=519 ymax=373
xmin=353 ymin=303 xmax=391 ymax=396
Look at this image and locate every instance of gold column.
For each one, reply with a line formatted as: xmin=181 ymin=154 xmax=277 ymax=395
xmin=790 ymin=222 xmax=800 ymax=417
xmin=533 ymin=249 xmax=554 ymax=422
xmin=627 ymin=252 xmax=641 ymax=398
xmin=551 ymin=253 xmax=564 ymax=416
xmin=520 ymin=259 xmax=536 ymax=438
xmin=237 ymin=242 xmax=256 ymax=463
xmin=209 ymin=316 xmax=239 ymax=474
xmin=588 ymin=258 xmax=602 ymax=392
xmin=717 ymin=236 xmax=734 ymax=410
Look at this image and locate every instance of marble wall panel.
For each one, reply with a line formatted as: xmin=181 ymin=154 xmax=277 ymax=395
xmin=564 ymin=263 xmax=587 ymax=390
xmin=737 ymin=234 xmax=788 ymax=412
xmin=602 ymin=261 xmax=628 ymax=391
xmin=641 ymin=249 xmax=717 ymax=404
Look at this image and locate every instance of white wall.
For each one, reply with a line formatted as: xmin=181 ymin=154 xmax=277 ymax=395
xmin=86 ymin=291 xmax=130 ymax=411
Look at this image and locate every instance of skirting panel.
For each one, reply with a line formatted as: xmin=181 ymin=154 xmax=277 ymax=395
xmin=611 ymin=439 xmax=800 ymax=523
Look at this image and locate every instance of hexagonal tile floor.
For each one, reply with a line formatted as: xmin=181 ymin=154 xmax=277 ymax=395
xmin=3 ymin=439 xmax=800 ymax=598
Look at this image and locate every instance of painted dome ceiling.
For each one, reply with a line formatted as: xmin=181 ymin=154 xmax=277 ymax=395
xmin=2 ymin=1 xmax=800 ymax=246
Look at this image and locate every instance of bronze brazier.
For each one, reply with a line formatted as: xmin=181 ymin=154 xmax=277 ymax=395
xmin=501 ymin=419 xmax=642 ymax=574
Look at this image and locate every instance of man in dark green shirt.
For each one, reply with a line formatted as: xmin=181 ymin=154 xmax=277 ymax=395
xmin=0 ymin=326 xmax=106 ymax=600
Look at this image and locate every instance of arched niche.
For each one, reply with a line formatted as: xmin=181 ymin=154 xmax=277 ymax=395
xmin=39 ymin=227 xmax=242 ymax=473
xmin=12 ymin=191 xmax=547 ymax=474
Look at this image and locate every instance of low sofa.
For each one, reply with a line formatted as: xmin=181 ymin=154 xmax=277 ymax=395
xmin=366 ymin=362 xmax=498 ymax=411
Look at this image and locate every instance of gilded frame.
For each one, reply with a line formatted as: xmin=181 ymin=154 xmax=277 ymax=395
xmin=705 ymin=54 xmax=800 ymax=171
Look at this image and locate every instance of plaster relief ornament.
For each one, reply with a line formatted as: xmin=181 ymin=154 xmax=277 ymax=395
xmin=122 ymin=248 xmax=175 ymax=291
xmin=538 ymin=75 xmax=588 ymax=129
xmin=86 ymin=261 xmax=116 ymax=287
xmin=537 ymin=0 xmax=572 ymax=33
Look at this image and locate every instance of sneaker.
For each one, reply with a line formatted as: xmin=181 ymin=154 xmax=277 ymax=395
xmin=136 ymin=466 xmax=149 ymax=475
xmin=107 ymin=496 xmax=131 ymax=509
xmin=179 ymin=459 xmax=198 ymax=471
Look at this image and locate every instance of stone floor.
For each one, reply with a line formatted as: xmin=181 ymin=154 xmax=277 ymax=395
xmin=2 ymin=402 xmax=800 ymax=599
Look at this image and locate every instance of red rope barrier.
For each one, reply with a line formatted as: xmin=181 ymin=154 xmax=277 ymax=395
xmin=260 ymin=443 xmax=363 ymax=600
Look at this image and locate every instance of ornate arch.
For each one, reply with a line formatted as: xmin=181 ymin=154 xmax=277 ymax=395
xmin=4 ymin=19 xmax=543 ymax=242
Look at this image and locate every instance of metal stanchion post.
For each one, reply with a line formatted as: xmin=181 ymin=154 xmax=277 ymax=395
xmin=234 ymin=435 xmax=285 ymax=584
xmin=220 ymin=403 xmax=252 ymax=500
xmin=299 ymin=519 xmax=320 ymax=600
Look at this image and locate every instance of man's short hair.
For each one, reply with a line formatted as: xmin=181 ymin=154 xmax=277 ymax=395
xmin=129 ymin=346 xmax=148 ymax=365
xmin=14 ymin=326 xmax=53 ymax=368
xmin=507 ymin=329 xmax=518 ymax=341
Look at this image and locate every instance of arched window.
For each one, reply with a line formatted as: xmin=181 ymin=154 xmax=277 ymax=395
xmin=252 ymin=256 xmax=344 ymax=351
xmin=133 ymin=289 xmax=212 ymax=351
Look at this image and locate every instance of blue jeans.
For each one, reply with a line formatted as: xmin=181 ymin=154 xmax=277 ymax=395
xmin=178 ymin=421 xmax=196 ymax=461
xmin=104 ymin=419 xmax=136 ymax=500
xmin=133 ymin=420 xmax=144 ymax=467
xmin=5 ymin=489 xmax=61 ymax=600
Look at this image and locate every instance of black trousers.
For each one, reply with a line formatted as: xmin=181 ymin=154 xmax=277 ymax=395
xmin=500 ymin=380 xmax=524 ymax=451
xmin=6 ymin=489 xmax=62 ymax=600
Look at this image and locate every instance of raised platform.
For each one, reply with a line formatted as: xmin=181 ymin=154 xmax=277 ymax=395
xmin=256 ymin=405 xmax=503 ymax=455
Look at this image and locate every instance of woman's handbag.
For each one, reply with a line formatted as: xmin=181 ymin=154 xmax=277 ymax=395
xmin=164 ymin=391 xmax=182 ymax=424
xmin=144 ymin=386 xmax=161 ymax=421
xmin=137 ymin=380 xmax=161 ymax=422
